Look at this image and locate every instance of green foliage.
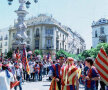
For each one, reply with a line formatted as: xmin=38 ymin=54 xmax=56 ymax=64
xmin=34 ymin=49 xmax=42 ymax=56
xmin=81 ymin=50 xmax=90 ymax=59
xmin=79 ymin=43 xmax=108 ymax=60
xmin=96 ymin=43 xmax=108 ymax=54
xmin=56 ymin=49 xmax=80 ymax=60
xmin=6 ymin=51 xmax=13 ymax=59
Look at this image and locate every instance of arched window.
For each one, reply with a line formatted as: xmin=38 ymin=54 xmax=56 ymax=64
xmin=100 ymin=27 xmax=104 ymax=34
xmin=95 ymin=31 xmax=97 ymax=37
xmin=36 ymin=28 xmax=39 ymax=35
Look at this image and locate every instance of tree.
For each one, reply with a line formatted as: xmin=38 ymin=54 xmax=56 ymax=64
xmin=79 ymin=43 xmax=108 ymax=60
xmin=96 ymin=43 xmax=108 ymax=54
xmin=34 ymin=49 xmax=42 ymax=56
xmin=6 ymin=51 xmax=13 ymax=59
xmin=56 ymin=49 xmax=80 ymax=60
xmin=81 ymin=50 xmax=90 ymax=59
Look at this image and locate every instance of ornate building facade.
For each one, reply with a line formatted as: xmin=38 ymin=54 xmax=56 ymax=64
xmin=67 ymin=27 xmax=86 ymax=54
xmin=92 ymin=18 xmax=108 ymax=48
xmin=9 ymin=14 xmax=86 ymax=60
xmin=0 ymin=28 xmax=9 ymax=55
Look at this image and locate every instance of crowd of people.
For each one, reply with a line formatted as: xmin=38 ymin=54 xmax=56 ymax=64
xmin=48 ymin=55 xmax=108 ymax=90
xmin=0 ymin=51 xmax=108 ymax=90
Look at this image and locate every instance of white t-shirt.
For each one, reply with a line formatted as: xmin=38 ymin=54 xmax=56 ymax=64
xmin=30 ymin=65 xmax=34 ymax=73
xmin=16 ymin=68 xmax=22 ymax=77
xmin=0 ymin=70 xmax=14 ymax=90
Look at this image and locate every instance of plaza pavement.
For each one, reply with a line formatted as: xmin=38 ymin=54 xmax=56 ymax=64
xmin=21 ymin=76 xmax=85 ymax=90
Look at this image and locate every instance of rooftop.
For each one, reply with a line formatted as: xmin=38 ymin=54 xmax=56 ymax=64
xmin=92 ymin=18 xmax=108 ymax=27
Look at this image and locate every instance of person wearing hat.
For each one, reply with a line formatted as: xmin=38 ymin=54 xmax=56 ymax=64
xmin=49 ymin=54 xmax=65 ymax=90
xmin=0 ymin=62 xmax=14 ymax=90
xmin=61 ymin=57 xmax=80 ymax=90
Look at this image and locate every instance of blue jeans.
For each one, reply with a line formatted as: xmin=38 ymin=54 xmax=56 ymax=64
xmin=35 ymin=72 xmax=38 ymax=81
xmin=43 ymin=68 xmax=46 ymax=75
xmin=85 ymin=86 xmax=96 ymax=90
xmin=14 ymin=76 xmax=22 ymax=90
xmin=39 ymin=71 xmax=42 ymax=81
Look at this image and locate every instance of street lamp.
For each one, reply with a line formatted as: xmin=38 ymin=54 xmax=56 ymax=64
xmin=7 ymin=0 xmax=38 ymax=50
xmin=25 ymin=1 xmax=31 ymax=8
xmin=8 ymin=0 xmax=13 ymax=5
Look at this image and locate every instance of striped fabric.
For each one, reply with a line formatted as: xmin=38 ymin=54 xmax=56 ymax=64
xmin=16 ymin=53 xmax=21 ymax=61
xmin=94 ymin=47 xmax=108 ymax=86
xmin=49 ymin=77 xmax=59 ymax=90
xmin=61 ymin=64 xmax=81 ymax=90
xmin=22 ymin=47 xmax=30 ymax=75
xmin=62 ymin=85 xmax=76 ymax=90
xmin=0 ymin=51 xmax=2 ymax=62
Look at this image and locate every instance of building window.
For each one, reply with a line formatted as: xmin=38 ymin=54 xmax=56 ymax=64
xmin=65 ymin=45 xmax=66 ymax=50
xmin=36 ymin=28 xmax=39 ymax=35
xmin=56 ymin=41 xmax=59 ymax=49
xmin=27 ymin=41 xmax=30 ymax=44
xmin=13 ymin=33 xmax=15 ymax=38
xmin=4 ymin=42 xmax=7 ymax=46
xmin=100 ymin=27 xmax=104 ymax=34
xmin=95 ymin=31 xmax=97 ymax=37
xmin=47 ymin=39 xmax=51 ymax=47
xmin=60 ymin=43 xmax=61 ymax=49
xmin=45 ymin=27 xmax=53 ymax=35
xmin=35 ymin=40 xmax=39 ymax=49
xmin=0 ymin=36 xmax=3 ymax=41
xmin=63 ymin=35 xmax=64 ymax=40
xmin=0 ymin=43 xmax=2 ymax=48
xmin=77 ymin=48 xmax=79 ymax=54
xmin=27 ymin=31 xmax=30 ymax=36
xmin=5 ymin=49 xmax=7 ymax=54
xmin=4 ymin=35 xmax=8 ymax=40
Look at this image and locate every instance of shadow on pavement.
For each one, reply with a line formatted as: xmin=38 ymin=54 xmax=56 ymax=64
xmin=43 ymin=85 xmax=51 ymax=86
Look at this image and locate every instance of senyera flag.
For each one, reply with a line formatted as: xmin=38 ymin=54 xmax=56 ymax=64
xmin=0 ymin=51 xmax=3 ymax=62
xmin=22 ymin=45 xmax=30 ymax=75
xmin=94 ymin=47 xmax=108 ymax=85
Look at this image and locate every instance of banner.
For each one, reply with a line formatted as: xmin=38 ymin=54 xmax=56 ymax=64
xmin=22 ymin=46 xmax=30 ymax=74
xmin=94 ymin=47 xmax=108 ymax=85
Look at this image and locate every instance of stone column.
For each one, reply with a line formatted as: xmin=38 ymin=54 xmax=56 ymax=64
xmin=12 ymin=0 xmax=28 ymax=50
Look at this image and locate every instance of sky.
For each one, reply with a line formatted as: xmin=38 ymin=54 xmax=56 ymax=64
xmin=0 ymin=0 xmax=108 ymax=50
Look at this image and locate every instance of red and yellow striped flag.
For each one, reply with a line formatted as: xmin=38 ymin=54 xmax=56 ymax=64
xmin=49 ymin=77 xmax=59 ymax=90
xmin=22 ymin=46 xmax=30 ymax=75
xmin=61 ymin=64 xmax=81 ymax=90
xmin=94 ymin=47 xmax=108 ymax=85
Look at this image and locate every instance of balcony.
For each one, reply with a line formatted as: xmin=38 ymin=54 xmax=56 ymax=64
xmin=46 ymin=46 xmax=54 ymax=50
xmin=45 ymin=34 xmax=53 ymax=38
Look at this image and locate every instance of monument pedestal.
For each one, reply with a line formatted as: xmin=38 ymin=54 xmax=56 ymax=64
xmin=12 ymin=44 xmax=26 ymax=51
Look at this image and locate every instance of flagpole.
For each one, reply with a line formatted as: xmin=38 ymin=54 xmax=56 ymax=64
xmin=1 ymin=51 xmax=3 ymax=63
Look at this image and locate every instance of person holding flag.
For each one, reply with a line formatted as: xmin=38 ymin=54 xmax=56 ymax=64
xmin=0 ymin=51 xmax=3 ymax=62
xmin=61 ymin=57 xmax=80 ymax=90
xmin=22 ymin=46 xmax=30 ymax=81
xmin=15 ymin=47 xmax=21 ymax=62
xmin=94 ymin=47 xmax=108 ymax=90
xmin=49 ymin=54 xmax=65 ymax=90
